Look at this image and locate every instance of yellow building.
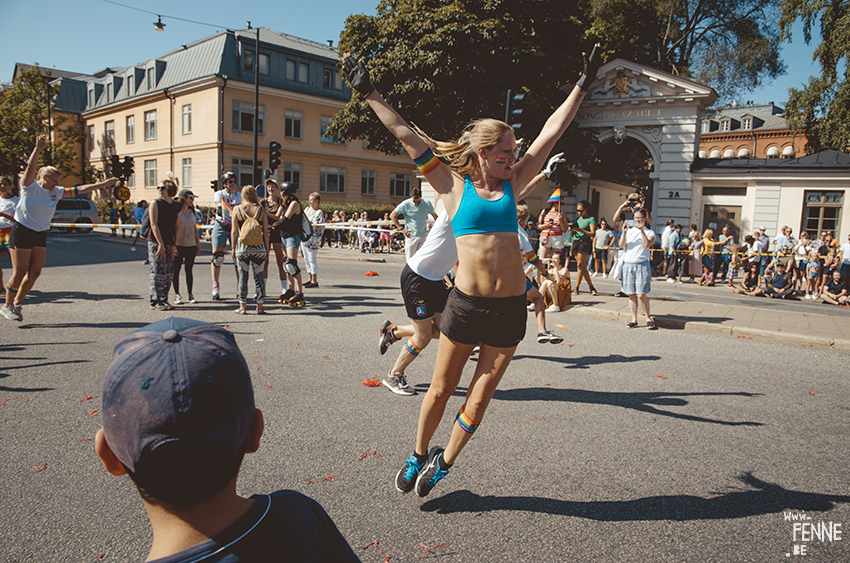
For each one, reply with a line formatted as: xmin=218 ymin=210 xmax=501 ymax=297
xmin=43 ymin=27 xmax=413 ymax=207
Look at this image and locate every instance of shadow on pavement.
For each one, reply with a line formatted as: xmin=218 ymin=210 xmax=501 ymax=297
xmin=513 ymin=353 xmax=662 ymax=369
xmin=421 ymin=473 xmax=850 ymax=520
xmin=492 ymin=387 xmax=764 ymax=426
xmin=22 ymin=290 xmax=140 ymax=305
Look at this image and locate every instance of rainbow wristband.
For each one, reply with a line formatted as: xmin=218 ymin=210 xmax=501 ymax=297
xmin=414 ymin=148 xmax=440 ymax=176
xmin=528 ymin=253 xmax=540 ymax=264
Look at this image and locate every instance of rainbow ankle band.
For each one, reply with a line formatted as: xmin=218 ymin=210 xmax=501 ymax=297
xmin=405 ymin=338 xmax=423 ymax=357
xmin=456 ymin=405 xmax=481 ymax=433
xmin=414 ymin=148 xmax=440 ymax=176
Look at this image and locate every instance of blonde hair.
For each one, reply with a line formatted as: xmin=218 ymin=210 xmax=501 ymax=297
xmin=413 ymin=118 xmax=514 ymax=178
xmin=516 ymin=203 xmax=530 ymax=224
xmin=37 ymin=166 xmax=61 ymax=182
xmin=702 ymin=228 xmax=714 ymax=239
xmin=309 ymin=191 xmax=321 ymax=202
xmin=242 ymin=185 xmax=260 ymax=205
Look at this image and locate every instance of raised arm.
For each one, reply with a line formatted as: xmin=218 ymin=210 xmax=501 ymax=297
xmin=23 ymin=135 xmax=49 ymax=187
xmin=342 ymin=54 xmax=455 ymax=195
xmin=511 ymin=45 xmax=601 ymax=191
xmin=73 ymin=177 xmax=119 ymax=196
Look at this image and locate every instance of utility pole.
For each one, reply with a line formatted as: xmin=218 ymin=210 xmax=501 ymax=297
xmin=252 ymin=23 xmax=261 ymax=186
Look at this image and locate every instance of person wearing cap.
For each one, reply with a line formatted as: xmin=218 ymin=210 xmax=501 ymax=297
xmin=210 ymin=172 xmax=241 ymax=301
xmin=172 ymin=189 xmax=202 ymax=305
xmin=536 ymin=189 xmax=566 ymax=267
xmin=95 ymin=318 xmax=360 ymax=562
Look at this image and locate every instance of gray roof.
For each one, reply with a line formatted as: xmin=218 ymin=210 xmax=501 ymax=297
xmin=21 ymin=26 xmax=349 ymax=116
xmin=702 ymin=103 xmax=784 ymax=120
xmin=692 ymin=149 xmax=850 ymax=172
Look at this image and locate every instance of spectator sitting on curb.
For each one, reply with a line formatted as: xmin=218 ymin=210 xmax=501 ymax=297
xmin=95 ymin=318 xmax=360 ymax=562
xmin=697 ymin=264 xmax=714 ymax=286
xmin=819 ymin=269 xmax=848 ymax=306
xmin=764 ymin=263 xmax=795 ymax=299
xmin=734 ymin=261 xmax=764 ymax=297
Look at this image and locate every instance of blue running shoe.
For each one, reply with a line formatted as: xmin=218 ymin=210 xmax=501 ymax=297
xmin=395 ymin=451 xmax=426 ymax=493
xmin=415 ymin=446 xmax=450 ymax=497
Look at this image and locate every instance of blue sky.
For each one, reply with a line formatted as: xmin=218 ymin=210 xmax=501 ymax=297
xmin=1 ymin=0 xmax=819 ymax=107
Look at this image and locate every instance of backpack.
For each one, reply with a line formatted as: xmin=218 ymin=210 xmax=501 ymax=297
xmin=140 ymin=207 xmax=151 ymax=239
xmin=239 ymin=207 xmax=264 ymax=246
xmin=301 ymin=212 xmax=313 ymax=242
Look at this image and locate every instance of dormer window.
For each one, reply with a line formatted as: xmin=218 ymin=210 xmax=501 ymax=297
xmin=146 ymin=68 xmax=155 ymax=90
xmin=742 ymin=117 xmax=752 ymax=130
xmin=701 ymin=121 xmax=709 ymax=133
xmin=107 ymin=82 xmax=114 ymax=103
xmin=720 ymin=120 xmax=730 ymax=132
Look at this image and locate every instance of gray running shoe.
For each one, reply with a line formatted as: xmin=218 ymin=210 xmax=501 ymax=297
xmin=415 ymin=446 xmax=450 ymax=498
xmin=382 ymin=373 xmax=417 ymax=396
xmin=378 ymin=319 xmax=399 ymax=355
xmin=395 ymin=451 xmax=427 ymax=493
xmin=537 ymin=330 xmax=563 ymax=344
xmin=1 ymin=305 xmax=22 ymax=321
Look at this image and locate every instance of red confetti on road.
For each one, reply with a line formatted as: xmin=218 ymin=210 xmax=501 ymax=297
xmin=77 ymin=438 xmax=91 ymax=442
xmin=34 ymin=463 xmax=47 ymax=472
xmin=544 ymin=383 xmax=551 ymax=386
xmin=358 ymin=449 xmax=382 ymax=461
xmin=808 ymin=389 xmax=815 ymax=396
xmin=363 ymin=540 xmax=390 ymax=562
xmin=533 ymin=417 xmax=550 ymax=421
xmin=264 ymin=385 xmax=271 ymax=389
xmin=365 ymin=271 xmax=379 ymax=276
xmin=306 ymin=475 xmax=339 ymax=484
xmin=567 ymin=343 xmax=576 ymax=347
xmin=89 ymin=410 xmax=98 ymax=416
xmin=296 ymin=343 xmax=304 ymax=350
xmin=362 ymin=376 xmax=382 ymax=387
xmin=79 ymin=395 xmax=100 ymax=402
xmin=255 ymin=365 xmax=262 ymax=368
xmin=0 ymin=397 xmax=20 ymax=406
xmin=656 ymin=375 xmax=668 ymax=379
xmin=98 ymin=555 xmax=105 ymax=559
xmin=322 ymin=355 xmax=330 ymax=359
xmin=261 ymin=372 xmax=270 ymax=376
xmin=418 ymin=542 xmax=447 ymax=558
xmin=554 ymin=324 xmax=569 ymax=328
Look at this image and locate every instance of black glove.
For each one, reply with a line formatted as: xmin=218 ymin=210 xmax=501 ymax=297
xmin=342 ymin=55 xmax=375 ymax=97
xmin=575 ymin=44 xmax=602 ymax=92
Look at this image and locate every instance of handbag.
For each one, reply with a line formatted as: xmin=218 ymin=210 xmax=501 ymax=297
xmin=610 ymin=255 xmax=624 ymax=280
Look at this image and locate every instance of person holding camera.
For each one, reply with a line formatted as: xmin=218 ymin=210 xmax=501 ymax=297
xmin=619 ymin=208 xmax=657 ymax=329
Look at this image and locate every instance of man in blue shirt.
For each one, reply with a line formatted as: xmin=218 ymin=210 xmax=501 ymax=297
xmin=391 ymin=186 xmax=437 ymax=261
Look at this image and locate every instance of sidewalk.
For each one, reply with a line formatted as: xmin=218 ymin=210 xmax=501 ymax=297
xmin=565 ymin=292 xmax=850 ymax=350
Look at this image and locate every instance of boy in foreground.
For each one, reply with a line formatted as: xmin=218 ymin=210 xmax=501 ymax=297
xmin=95 ymin=317 xmax=359 ymax=562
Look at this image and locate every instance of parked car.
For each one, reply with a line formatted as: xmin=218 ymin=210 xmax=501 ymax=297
xmin=53 ymin=198 xmax=100 ymax=234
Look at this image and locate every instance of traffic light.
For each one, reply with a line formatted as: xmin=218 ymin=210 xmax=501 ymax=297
xmin=123 ymin=156 xmax=134 ymax=179
xmin=269 ymin=141 xmax=282 ymax=172
xmin=506 ymin=90 xmax=526 ymax=135
xmin=211 ymin=179 xmax=218 ymax=191
xmin=109 ymin=154 xmax=123 ymax=179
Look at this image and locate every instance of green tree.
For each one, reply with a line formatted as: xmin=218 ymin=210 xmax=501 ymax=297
xmin=780 ymin=0 xmax=849 ymax=153
xmin=587 ymin=0 xmax=786 ymax=101
xmin=333 ymin=0 xmax=599 ymax=191
xmin=0 ymin=65 xmax=82 ymax=180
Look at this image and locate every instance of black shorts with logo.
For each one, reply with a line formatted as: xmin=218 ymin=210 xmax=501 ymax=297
xmin=440 ymin=288 xmax=527 ymax=348
xmin=9 ymin=223 xmax=47 ymax=249
xmin=401 ymin=264 xmax=450 ymax=321
xmin=571 ymin=238 xmax=592 ymax=256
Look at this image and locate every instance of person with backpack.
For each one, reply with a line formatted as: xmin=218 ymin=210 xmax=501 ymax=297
xmin=230 ymin=185 xmax=270 ymax=314
xmin=276 ymin=182 xmax=305 ymax=307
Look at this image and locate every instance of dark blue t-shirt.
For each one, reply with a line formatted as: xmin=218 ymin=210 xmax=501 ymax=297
xmin=150 ymin=491 xmax=360 ymax=562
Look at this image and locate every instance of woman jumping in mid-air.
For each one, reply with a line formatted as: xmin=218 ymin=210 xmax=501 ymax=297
xmin=343 ymin=44 xmax=601 ymax=497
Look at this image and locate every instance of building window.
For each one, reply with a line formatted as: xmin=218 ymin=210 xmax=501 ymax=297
xmin=286 ymin=60 xmax=309 ymax=83
xmin=720 ymin=120 xmax=729 ymax=132
xmin=243 ymin=50 xmax=270 ymax=75
xmin=181 ymin=158 xmax=192 ymax=187
xmin=323 ymin=68 xmax=341 ymax=89
xmin=104 ymin=120 xmax=115 ymax=148
xmin=127 ymin=75 xmax=134 ymax=95
xmin=766 ymin=146 xmax=780 ymax=158
xmin=88 ymin=125 xmax=95 ymax=152
xmin=802 ymin=191 xmax=843 ymax=236
xmin=320 ymin=166 xmax=345 ymax=193
xmin=144 ymin=159 xmax=157 ymax=188
xmin=285 ymin=110 xmax=302 ymax=139
xmin=126 ymin=115 xmax=135 ymax=144
xmin=701 ymin=121 xmax=709 ymax=133
xmin=107 ymin=83 xmax=113 ymax=103
xmin=283 ymin=162 xmax=301 ymax=190
xmin=146 ymin=68 xmax=155 ymax=90
xmin=230 ymin=158 xmax=263 ymax=187
xmin=182 ymin=104 xmax=192 ymax=135
xmin=361 ymin=170 xmax=376 ymax=196
xmin=742 ymin=117 xmax=752 ymax=130
xmin=320 ymin=116 xmax=344 ymax=144
xmin=232 ymin=100 xmax=264 ymax=133
xmin=782 ymin=146 xmax=796 ymax=159
xmin=390 ymin=173 xmax=412 ymax=198
xmin=144 ymin=110 xmax=157 ymax=140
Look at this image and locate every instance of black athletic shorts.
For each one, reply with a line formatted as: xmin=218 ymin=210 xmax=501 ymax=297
xmin=9 ymin=223 xmax=46 ymax=249
xmin=268 ymin=224 xmax=282 ymax=245
xmin=401 ymin=264 xmax=450 ymax=321
xmin=571 ymin=238 xmax=592 ymax=256
xmin=440 ymin=288 xmax=527 ymax=348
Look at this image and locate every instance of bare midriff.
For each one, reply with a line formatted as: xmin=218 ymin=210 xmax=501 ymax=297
xmin=454 ymin=232 xmax=525 ymax=297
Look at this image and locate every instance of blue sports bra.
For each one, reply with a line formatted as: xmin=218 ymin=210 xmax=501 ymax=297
xmin=451 ymin=176 xmax=517 ymax=237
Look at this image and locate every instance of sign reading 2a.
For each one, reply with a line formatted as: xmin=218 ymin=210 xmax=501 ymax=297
xmin=668 ymin=191 xmax=680 ymax=198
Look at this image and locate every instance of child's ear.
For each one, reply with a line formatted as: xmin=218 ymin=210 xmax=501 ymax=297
xmin=95 ymin=429 xmax=127 ymax=476
xmin=245 ymin=409 xmax=265 ymax=454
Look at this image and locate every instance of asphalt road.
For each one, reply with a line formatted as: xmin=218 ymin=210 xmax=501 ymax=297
xmin=1 ymin=232 xmax=848 ymax=562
